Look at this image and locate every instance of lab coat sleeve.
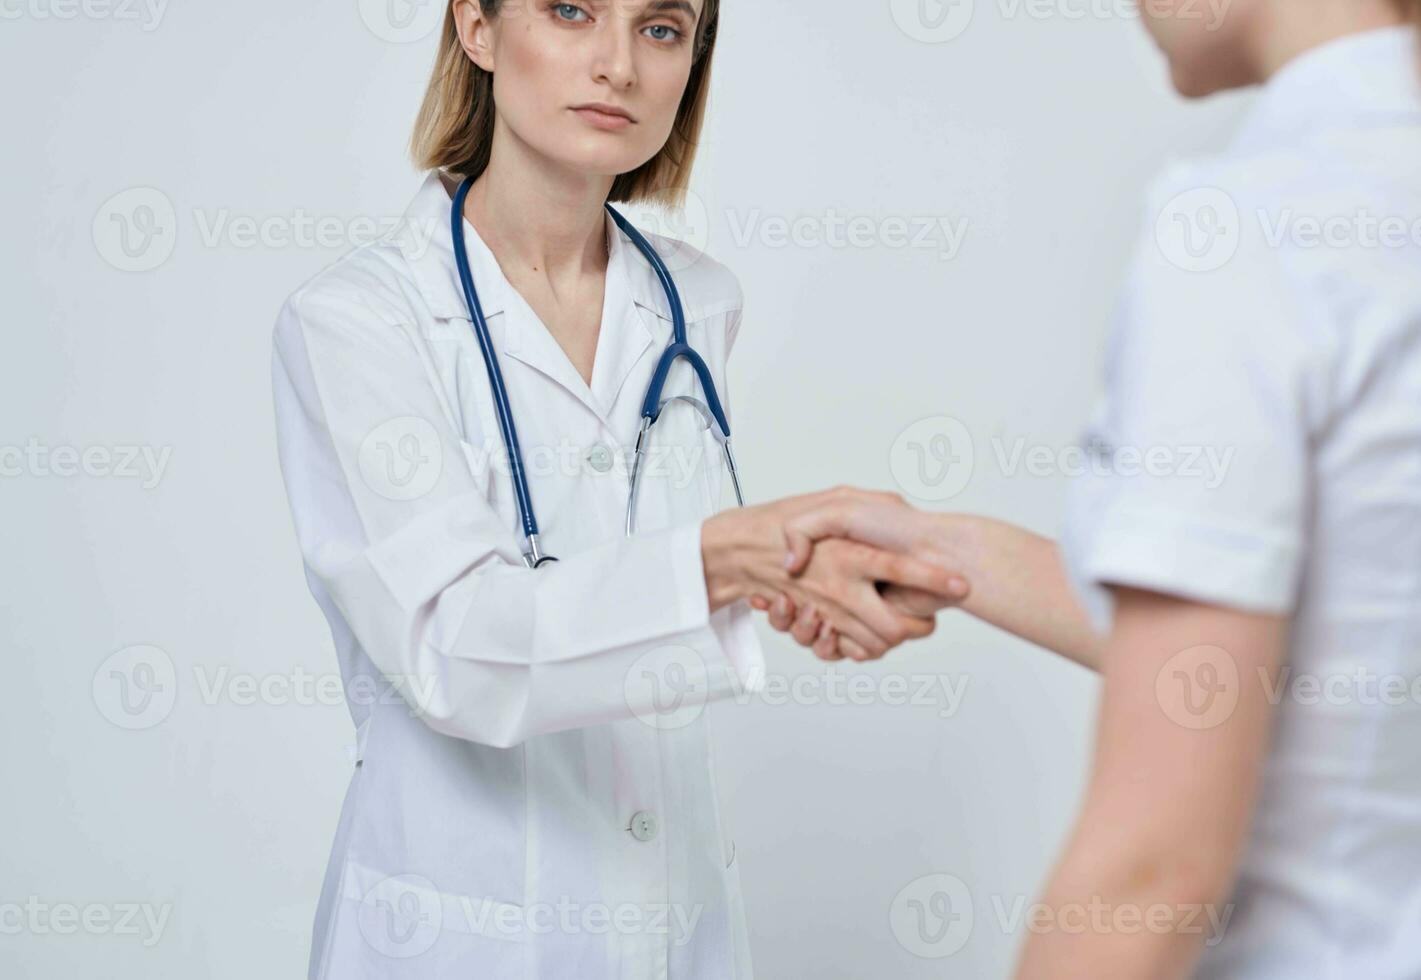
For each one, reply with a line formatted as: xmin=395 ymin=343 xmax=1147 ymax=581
xmin=270 ymin=284 xmax=752 ymax=749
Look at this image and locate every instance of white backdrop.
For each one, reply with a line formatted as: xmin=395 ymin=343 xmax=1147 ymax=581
xmin=2 ymin=1 xmax=1250 ymax=975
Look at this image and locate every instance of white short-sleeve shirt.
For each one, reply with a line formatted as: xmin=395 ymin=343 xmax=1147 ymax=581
xmin=1061 ymin=27 xmax=1421 ymax=979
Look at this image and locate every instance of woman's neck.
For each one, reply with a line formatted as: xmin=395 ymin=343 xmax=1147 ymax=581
xmin=1249 ymin=0 xmax=1408 ymax=82
xmin=462 ymin=125 xmax=616 ymax=281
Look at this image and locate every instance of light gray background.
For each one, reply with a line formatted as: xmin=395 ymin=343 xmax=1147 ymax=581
xmin=3 ymin=0 xmax=1249 ymax=975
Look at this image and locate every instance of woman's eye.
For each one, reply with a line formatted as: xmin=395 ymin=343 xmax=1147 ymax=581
xmin=553 ymin=3 xmax=588 ymax=22
xmin=643 ymin=24 xmax=682 ymax=42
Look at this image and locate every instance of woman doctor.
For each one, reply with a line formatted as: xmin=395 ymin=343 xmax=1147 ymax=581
xmin=270 ymin=0 xmax=966 ymax=976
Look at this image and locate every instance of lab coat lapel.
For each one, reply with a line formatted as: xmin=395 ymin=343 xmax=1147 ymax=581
xmin=440 ymin=201 xmax=602 ymax=417
xmin=590 ymin=213 xmax=656 ymax=416
xmin=497 ymin=295 xmax=605 ymax=420
xmin=400 ymin=172 xmax=658 ymax=424
xmin=499 ymin=209 xmax=656 ymax=422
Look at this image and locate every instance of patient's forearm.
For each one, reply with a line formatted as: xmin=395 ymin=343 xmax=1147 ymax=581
xmin=941 ymin=516 xmax=1105 ymax=670
xmin=1014 ymin=841 xmax=1221 ymax=979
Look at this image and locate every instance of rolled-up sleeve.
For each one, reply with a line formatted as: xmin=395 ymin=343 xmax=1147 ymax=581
xmin=270 ymin=284 xmax=749 ymax=748
xmin=1061 ymin=168 xmax=1319 ymax=631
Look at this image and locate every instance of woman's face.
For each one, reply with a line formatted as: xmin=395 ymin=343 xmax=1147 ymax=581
xmin=1139 ymin=0 xmax=1262 ymax=97
xmin=464 ymin=0 xmax=703 ymax=178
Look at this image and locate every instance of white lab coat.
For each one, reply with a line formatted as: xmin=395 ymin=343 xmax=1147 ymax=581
xmin=271 ymin=169 xmax=765 ymax=979
xmin=1062 ymin=27 xmax=1421 ymax=980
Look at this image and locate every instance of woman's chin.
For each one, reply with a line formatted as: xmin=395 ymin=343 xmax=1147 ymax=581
xmin=1169 ymin=64 xmax=1220 ymax=99
xmin=552 ymin=137 xmax=658 ymax=182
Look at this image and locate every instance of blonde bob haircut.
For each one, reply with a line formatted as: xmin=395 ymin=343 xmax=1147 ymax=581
xmin=411 ymin=0 xmax=720 ymax=209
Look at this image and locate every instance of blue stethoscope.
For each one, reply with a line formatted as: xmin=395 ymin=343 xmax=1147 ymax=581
xmin=450 ymin=175 xmax=746 ymax=569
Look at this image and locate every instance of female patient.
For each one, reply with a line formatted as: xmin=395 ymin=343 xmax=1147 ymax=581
xmin=769 ymin=1 xmax=1421 ymax=977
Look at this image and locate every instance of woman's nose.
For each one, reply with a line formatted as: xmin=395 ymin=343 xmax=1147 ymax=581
xmin=590 ymin=24 xmax=638 ymax=90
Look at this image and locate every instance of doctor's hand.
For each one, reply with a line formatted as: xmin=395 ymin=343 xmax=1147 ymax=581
xmin=701 ymin=489 xmax=969 ymax=661
xmin=749 ymin=489 xmax=972 ymax=661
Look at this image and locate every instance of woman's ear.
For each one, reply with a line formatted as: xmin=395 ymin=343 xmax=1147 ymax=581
xmin=451 ymin=0 xmax=497 ymax=73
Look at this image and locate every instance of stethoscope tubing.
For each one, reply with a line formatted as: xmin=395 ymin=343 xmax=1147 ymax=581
xmin=450 ymin=176 xmax=547 ymax=565
xmin=450 ymin=174 xmax=738 ymax=568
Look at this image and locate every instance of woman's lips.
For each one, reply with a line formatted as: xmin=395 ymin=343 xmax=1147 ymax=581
xmin=572 ymin=107 xmax=635 ymax=131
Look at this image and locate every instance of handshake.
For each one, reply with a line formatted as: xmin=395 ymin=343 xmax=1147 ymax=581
xmin=701 ymin=487 xmax=974 ymax=662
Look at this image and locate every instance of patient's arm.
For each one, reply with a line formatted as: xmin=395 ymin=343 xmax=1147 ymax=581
xmin=1014 ymin=589 xmax=1286 ymax=978
xmin=760 ymin=493 xmax=1106 ymax=669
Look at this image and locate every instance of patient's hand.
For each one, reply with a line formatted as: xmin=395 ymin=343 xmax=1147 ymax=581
xmin=748 ymin=488 xmax=972 ymax=660
xmin=703 ymin=489 xmax=967 ymax=659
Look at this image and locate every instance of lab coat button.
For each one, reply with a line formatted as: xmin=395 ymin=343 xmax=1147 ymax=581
xmin=629 ymin=810 xmax=659 ymax=842
xmin=587 ymin=444 xmax=614 ymax=473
